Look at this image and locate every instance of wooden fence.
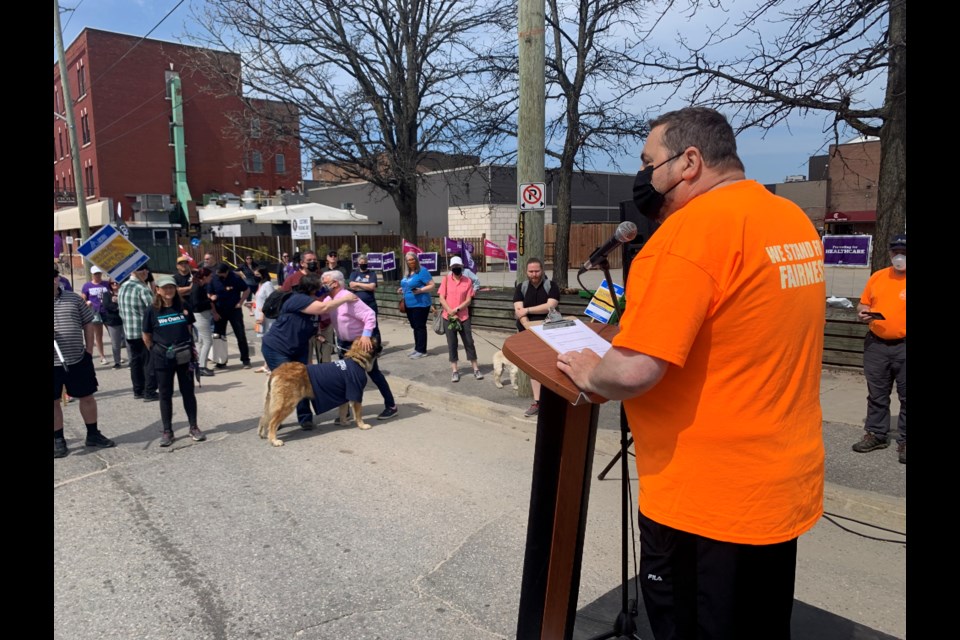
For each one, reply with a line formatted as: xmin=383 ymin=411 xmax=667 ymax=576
xmin=374 ymin=285 xmax=869 ymax=369
xmin=178 ymin=222 xmax=623 ymax=270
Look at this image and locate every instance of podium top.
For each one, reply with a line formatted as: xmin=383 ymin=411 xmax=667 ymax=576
xmin=502 ymin=322 xmax=619 ymax=406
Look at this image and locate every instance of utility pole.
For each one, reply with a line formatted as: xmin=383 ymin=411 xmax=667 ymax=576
xmin=54 ymin=0 xmax=91 ymax=279
xmin=515 ymin=0 xmax=546 ymax=401
xmin=517 ymin=0 xmax=545 ymax=283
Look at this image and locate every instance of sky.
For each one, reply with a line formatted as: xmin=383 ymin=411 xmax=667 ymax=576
xmin=55 ymin=0 xmax=866 ymax=185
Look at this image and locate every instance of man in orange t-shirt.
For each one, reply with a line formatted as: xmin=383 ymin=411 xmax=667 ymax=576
xmin=557 ymin=107 xmax=825 ymax=639
xmin=852 ymin=234 xmax=907 ymax=463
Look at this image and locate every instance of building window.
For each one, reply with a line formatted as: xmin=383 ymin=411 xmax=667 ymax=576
xmin=81 ymin=113 xmax=91 ymax=145
xmin=59 ymin=131 xmax=64 ymax=159
xmin=250 ymin=118 xmax=261 ymax=139
xmin=165 ymin=70 xmax=179 ymax=100
xmin=275 ymin=153 xmax=286 ymax=174
xmin=55 ymin=88 xmax=61 ymax=114
xmin=77 ymin=60 xmax=86 ymax=97
xmin=84 ymin=165 xmax=95 ymax=197
xmin=248 ymin=150 xmax=263 ymax=173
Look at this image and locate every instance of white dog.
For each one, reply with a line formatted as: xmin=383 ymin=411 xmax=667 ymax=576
xmin=492 ymin=350 xmax=519 ymax=390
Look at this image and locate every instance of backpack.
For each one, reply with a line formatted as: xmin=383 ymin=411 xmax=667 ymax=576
xmin=520 ymin=275 xmax=551 ymax=298
xmin=261 ymin=290 xmax=294 ymax=319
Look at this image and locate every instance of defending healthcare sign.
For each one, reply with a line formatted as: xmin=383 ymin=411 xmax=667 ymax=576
xmin=823 ymin=235 xmax=871 ymax=267
xmin=76 ymin=224 xmax=149 ymax=282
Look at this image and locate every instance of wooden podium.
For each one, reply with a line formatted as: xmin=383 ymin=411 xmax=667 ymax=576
xmin=504 ymin=322 xmax=619 ymax=640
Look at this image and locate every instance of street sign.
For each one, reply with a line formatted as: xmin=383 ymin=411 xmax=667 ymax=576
xmin=291 ymin=216 xmax=312 ymax=240
xmin=213 ymin=224 xmax=242 ymax=238
xmin=518 ymin=182 xmax=545 ymax=210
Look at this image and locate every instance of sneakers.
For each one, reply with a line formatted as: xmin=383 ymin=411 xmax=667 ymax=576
xmin=473 ymin=370 xmax=484 ymax=380
xmin=377 ymin=406 xmax=399 ymax=420
xmin=215 ymin=363 xmax=228 ymax=369
xmin=133 ymin=393 xmax=144 ymax=399
xmin=112 ymin=363 xmax=123 ymax=370
xmin=54 ymin=438 xmax=69 ymax=459
xmin=897 ymin=442 xmax=906 ymax=464
xmin=143 ymin=393 xmax=160 ymax=403
xmin=299 ymin=420 xmax=315 ymax=431
xmin=84 ymin=431 xmax=116 ymax=448
xmin=159 ymin=431 xmax=174 ymax=447
xmin=242 ymin=362 xmax=252 ymax=370
xmin=409 ymin=351 xmax=428 ymax=359
xmin=189 ymin=426 xmax=207 ymax=442
xmin=852 ymin=433 xmax=889 ymax=453
xmin=451 ymin=371 xmax=460 ymax=383
xmin=99 ymin=356 xmax=107 ymax=365
xmin=524 ymin=402 xmax=540 ymax=417
xmin=198 ymin=368 xmax=215 ymax=377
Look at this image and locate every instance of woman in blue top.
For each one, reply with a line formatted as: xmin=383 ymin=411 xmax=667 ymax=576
xmin=396 ymin=251 xmax=435 ymax=359
xmin=260 ymin=273 xmax=357 ymax=429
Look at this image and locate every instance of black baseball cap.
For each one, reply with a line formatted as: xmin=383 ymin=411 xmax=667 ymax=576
xmin=889 ymin=234 xmax=907 ymax=249
xmin=327 ymin=251 xmax=338 ymax=258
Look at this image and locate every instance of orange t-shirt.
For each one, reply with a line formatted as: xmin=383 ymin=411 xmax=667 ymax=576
xmin=859 ymin=267 xmax=906 ymax=340
xmin=612 ymin=180 xmax=825 ymax=545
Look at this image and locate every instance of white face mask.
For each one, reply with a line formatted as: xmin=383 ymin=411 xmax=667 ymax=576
xmin=891 ymin=254 xmax=906 ymax=271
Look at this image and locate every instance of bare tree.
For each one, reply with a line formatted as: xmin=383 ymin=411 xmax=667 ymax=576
xmin=639 ymin=0 xmax=904 ymax=272
xmin=188 ymin=0 xmax=514 ymax=242
xmin=545 ymin=0 xmax=651 ymax=289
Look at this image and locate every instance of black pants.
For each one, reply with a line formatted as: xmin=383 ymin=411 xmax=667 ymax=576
xmin=863 ymin=333 xmax=906 ymax=443
xmin=153 ymin=359 xmax=198 ymax=432
xmin=405 ymin=305 xmax=430 ymax=354
xmin=445 ymin=317 xmax=478 ymax=363
xmin=213 ymin=306 xmax=250 ymax=364
xmin=337 ymin=339 xmax=395 ymax=409
xmin=126 ymin=337 xmax=158 ymax=397
xmin=638 ymin=511 xmax=798 ymax=640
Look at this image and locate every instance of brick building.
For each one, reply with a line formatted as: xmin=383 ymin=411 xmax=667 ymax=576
xmin=53 ymin=28 xmax=301 ymax=234
xmin=823 ymin=136 xmax=880 ymax=235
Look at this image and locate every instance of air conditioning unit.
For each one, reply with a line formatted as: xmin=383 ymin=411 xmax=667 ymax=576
xmin=341 ymin=202 xmax=354 ymax=210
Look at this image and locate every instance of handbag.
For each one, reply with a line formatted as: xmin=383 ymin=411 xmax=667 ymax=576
xmin=433 ymin=308 xmax=446 ymax=335
xmin=398 ymin=299 xmax=407 ymax=313
xmin=165 ymin=342 xmax=194 ymax=366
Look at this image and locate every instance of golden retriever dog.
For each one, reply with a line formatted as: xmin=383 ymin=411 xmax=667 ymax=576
xmin=258 ymin=340 xmax=376 ymax=447
xmin=492 ymin=349 xmax=519 ymax=390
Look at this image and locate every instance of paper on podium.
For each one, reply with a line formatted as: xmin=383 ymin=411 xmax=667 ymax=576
xmin=528 ymin=318 xmax=612 ymax=357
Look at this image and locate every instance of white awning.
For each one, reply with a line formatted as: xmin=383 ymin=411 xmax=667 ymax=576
xmin=199 ymin=202 xmax=374 ymax=225
xmin=53 ymin=200 xmax=112 ymax=232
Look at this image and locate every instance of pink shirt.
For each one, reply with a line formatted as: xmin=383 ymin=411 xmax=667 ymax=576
xmin=438 ymin=273 xmax=475 ymax=322
xmin=323 ymin=288 xmax=376 ymax=341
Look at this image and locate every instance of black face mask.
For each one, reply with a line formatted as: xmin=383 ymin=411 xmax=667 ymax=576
xmin=316 ymin=285 xmax=329 ymax=297
xmin=632 ymin=153 xmax=683 ymax=219
xmin=358 ymin=264 xmax=368 ymax=272
xmin=305 ymin=261 xmax=319 ymax=272
xmin=451 ymin=267 xmax=463 ymax=276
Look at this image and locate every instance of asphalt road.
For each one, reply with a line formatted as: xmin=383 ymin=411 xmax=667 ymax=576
xmin=54 ymin=315 xmax=906 ymax=639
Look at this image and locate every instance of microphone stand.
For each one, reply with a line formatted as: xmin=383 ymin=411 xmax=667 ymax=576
xmin=586 ymin=257 xmax=642 ymax=640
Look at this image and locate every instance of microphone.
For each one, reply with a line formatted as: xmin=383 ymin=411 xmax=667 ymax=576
xmin=579 ymin=221 xmax=638 ymax=273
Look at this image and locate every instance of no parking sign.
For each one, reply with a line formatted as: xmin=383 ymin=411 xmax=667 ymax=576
xmin=518 ymin=182 xmax=545 ymax=210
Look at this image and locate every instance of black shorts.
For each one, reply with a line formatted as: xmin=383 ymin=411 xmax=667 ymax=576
xmin=53 ymin=352 xmax=98 ymax=400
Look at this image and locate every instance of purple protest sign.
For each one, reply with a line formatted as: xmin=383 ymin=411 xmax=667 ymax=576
xmin=54 ymin=233 xmax=63 ymax=259
xmin=381 ymin=251 xmax=397 ymax=272
xmin=462 ymin=241 xmax=476 ymax=271
xmin=364 ymin=253 xmax=384 ymax=270
xmin=508 ymin=251 xmax=518 ymax=272
xmin=823 ymin=235 xmax=871 ymax=267
xmin=418 ymin=252 xmax=439 ymax=273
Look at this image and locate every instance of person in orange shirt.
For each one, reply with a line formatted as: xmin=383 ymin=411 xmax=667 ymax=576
xmin=557 ymin=107 xmax=825 ymax=639
xmin=852 ymin=234 xmax=907 ymax=463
